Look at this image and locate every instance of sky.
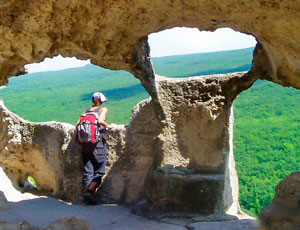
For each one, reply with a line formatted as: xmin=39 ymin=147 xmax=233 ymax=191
xmin=25 ymin=27 xmax=256 ymax=73
xmin=26 ymin=56 xmax=91 ymax=73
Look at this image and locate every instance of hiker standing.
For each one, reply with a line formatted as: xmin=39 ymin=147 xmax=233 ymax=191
xmin=77 ymin=92 xmax=116 ymax=204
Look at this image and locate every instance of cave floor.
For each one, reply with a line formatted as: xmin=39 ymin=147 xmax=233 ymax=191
xmin=0 ymin=168 xmax=257 ymax=230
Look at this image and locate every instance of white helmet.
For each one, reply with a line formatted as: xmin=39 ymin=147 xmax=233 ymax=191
xmin=92 ymin=92 xmax=107 ymax=103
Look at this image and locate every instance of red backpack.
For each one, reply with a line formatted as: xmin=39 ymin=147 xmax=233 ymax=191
xmin=76 ymin=110 xmax=100 ymax=144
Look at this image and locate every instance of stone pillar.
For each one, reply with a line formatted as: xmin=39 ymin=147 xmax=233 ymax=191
xmin=145 ymin=73 xmax=243 ymax=214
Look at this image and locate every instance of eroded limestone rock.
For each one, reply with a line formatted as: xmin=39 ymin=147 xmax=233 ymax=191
xmin=259 ymin=172 xmax=300 ymax=230
xmin=100 ymin=98 xmax=162 ymax=203
xmin=143 ymin=73 xmax=247 ymax=213
xmin=0 ymin=100 xmax=83 ymax=200
xmin=0 ymin=72 xmax=244 ymax=216
xmin=0 ymin=1 xmax=300 ymax=226
xmin=1 ymin=0 xmax=300 ymax=95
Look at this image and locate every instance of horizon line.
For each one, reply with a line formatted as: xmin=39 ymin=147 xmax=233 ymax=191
xmin=25 ymin=46 xmax=255 ymax=74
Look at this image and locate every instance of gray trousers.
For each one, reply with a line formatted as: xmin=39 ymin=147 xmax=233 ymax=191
xmin=82 ymin=141 xmax=108 ymax=186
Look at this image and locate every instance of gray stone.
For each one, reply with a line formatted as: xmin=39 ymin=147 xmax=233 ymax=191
xmin=259 ymin=172 xmax=300 ymax=230
xmin=145 ymin=170 xmax=224 ymax=213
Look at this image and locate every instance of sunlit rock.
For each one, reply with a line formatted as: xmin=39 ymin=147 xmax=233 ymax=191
xmin=1 ymin=0 xmax=300 ymax=93
xmin=1 ymin=1 xmax=300 ymax=226
xmin=0 ymin=72 xmax=247 ymax=216
xmin=259 ymin=172 xmax=300 ymax=230
xmin=0 ymin=100 xmax=82 ymax=200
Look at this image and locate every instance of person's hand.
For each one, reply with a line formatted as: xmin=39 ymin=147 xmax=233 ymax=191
xmin=108 ymin=123 xmax=117 ymax=129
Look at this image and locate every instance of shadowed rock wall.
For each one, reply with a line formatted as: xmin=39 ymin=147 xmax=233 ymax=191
xmin=0 ymin=100 xmax=83 ymax=199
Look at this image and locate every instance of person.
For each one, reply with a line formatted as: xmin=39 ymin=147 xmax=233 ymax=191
xmin=79 ymin=92 xmax=116 ymax=205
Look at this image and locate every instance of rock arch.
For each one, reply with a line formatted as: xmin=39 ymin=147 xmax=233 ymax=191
xmin=1 ymin=1 xmax=300 ymax=90
xmin=1 ymin=0 xmax=300 ymax=220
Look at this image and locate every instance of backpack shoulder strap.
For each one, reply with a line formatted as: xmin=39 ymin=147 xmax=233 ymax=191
xmin=84 ymin=107 xmax=101 ymax=119
xmin=94 ymin=107 xmax=102 ymax=119
xmin=95 ymin=107 xmax=101 ymax=113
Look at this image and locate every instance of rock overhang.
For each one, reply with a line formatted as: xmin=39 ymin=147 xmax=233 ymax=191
xmin=1 ymin=0 xmax=300 ymax=93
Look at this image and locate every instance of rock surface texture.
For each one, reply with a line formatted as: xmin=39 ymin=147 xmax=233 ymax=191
xmin=0 ymin=100 xmax=83 ymax=200
xmin=0 ymin=72 xmax=248 ymax=216
xmin=259 ymin=172 xmax=300 ymax=230
xmin=0 ymin=0 xmax=300 ymax=94
xmin=0 ymin=171 xmax=257 ymax=230
xmin=145 ymin=74 xmax=247 ymax=214
xmin=1 ymin=0 xmax=300 ymax=229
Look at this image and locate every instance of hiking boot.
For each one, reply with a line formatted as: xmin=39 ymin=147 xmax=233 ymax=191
xmin=83 ymin=191 xmax=99 ymax=205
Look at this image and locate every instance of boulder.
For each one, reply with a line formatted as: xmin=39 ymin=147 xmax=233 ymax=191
xmin=0 ymin=100 xmax=83 ymax=201
xmin=146 ymin=167 xmax=224 ymax=213
xmin=259 ymin=172 xmax=300 ymax=230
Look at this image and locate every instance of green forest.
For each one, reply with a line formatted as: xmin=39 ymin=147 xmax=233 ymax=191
xmin=234 ymin=80 xmax=300 ymax=216
xmin=0 ymin=47 xmax=299 ymax=216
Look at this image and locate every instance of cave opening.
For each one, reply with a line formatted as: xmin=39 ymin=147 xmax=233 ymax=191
xmin=0 ymin=55 xmax=149 ymax=126
xmin=0 ymin=25 xmax=292 ymax=219
xmin=147 ymin=27 xmax=263 ymax=215
xmin=233 ymin=79 xmax=300 ymax=216
xmin=147 ymin=26 xmax=300 ymax=217
xmin=0 ymin=27 xmax=257 ymax=127
xmin=0 ymin=54 xmax=151 ymax=199
xmin=148 ymin=27 xmax=256 ymax=78
xmin=0 ymin=0 xmax=298 ymax=227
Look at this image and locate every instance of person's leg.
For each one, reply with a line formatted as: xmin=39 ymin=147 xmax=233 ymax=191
xmin=82 ymin=145 xmax=96 ymax=204
xmin=82 ymin=148 xmax=94 ymax=189
xmin=89 ymin=142 xmax=107 ymax=193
